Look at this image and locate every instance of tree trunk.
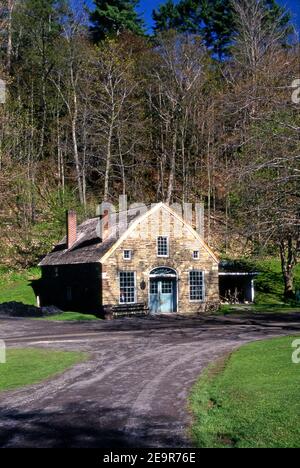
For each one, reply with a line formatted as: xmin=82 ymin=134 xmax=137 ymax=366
xmin=279 ymin=238 xmax=296 ymax=301
xmin=7 ymin=0 xmax=14 ymax=71
xmin=104 ymin=121 xmax=113 ymax=202
xmin=71 ymin=114 xmax=83 ymax=205
xmin=70 ymin=63 xmax=84 ymax=205
xmin=166 ymin=128 xmax=177 ymax=205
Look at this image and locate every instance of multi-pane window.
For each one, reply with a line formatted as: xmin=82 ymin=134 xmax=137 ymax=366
xmin=157 ymin=236 xmax=169 ymax=257
xmin=189 ymin=271 xmax=205 ymax=302
xmin=161 ymin=280 xmax=172 ymax=294
xmin=123 ymin=250 xmax=132 ymax=260
xmin=193 ymin=250 xmax=200 ymax=260
xmin=119 ymin=272 xmax=136 ymax=304
xmin=150 ymin=281 xmax=158 ymax=294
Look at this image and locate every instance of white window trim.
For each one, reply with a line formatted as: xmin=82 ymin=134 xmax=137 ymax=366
xmin=189 ymin=270 xmax=205 ymax=303
xmin=123 ymin=250 xmax=132 ymax=261
xmin=157 ymin=236 xmax=169 ymax=258
xmin=193 ymin=250 xmax=200 ymax=260
xmin=119 ymin=271 xmax=137 ymax=305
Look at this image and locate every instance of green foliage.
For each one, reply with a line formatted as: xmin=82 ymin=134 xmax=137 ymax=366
xmin=153 ymin=0 xmax=291 ymax=57
xmin=30 ymin=186 xmax=89 ymax=259
xmin=0 ymin=268 xmax=101 ymax=318
xmin=153 ymin=0 xmax=198 ymax=34
xmin=90 ymin=0 xmax=145 ymax=42
xmin=0 ymin=267 xmax=40 ymax=305
xmin=0 ymin=348 xmax=88 ymax=391
xmin=190 ymin=336 xmax=300 ymax=448
xmin=222 ymin=257 xmax=300 ymax=305
xmin=11 ymin=0 xmax=68 ymax=96
xmin=0 ymin=181 xmax=90 ymax=268
xmin=263 ymin=0 xmax=293 ymax=42
xmin=253 ymin=258 xmax=299 ymax=304
xmin=41 ymin=311 xmax=101 ymax=321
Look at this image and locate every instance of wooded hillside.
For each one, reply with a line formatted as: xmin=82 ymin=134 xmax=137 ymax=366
xmin=0 ymin=0 xmax=299 ymax=299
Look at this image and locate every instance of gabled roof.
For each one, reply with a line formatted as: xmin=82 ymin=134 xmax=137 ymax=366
xmin=100 ymin=203 xmax=219 ymax=263
xmin=39 ymin=203 xmax=218 ymax=266
xmin=39 ymin=208 xmax=143 ymax=266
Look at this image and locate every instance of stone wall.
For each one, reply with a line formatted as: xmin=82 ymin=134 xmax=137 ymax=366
xmin=101 ymin=206 xmax=219 ymax=315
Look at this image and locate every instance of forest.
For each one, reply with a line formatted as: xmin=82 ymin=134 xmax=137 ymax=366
xmin=0 ymin=0 xmax=299 ymax=300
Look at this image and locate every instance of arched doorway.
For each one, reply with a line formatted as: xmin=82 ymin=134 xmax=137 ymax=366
xmin=149 ymin=267 xmax=178 ymax=314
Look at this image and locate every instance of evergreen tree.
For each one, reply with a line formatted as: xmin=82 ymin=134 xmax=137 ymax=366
xmin=90 ymin=0 xmax=144 ymax=42
xmin=153 ymin=0 xmax=291 ymax=58
xmin=152 ymin=0 xmax=181 ymax=32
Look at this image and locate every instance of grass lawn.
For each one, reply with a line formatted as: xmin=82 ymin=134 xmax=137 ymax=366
xmin=0 ymin=267 xmax=100 ymax=320
xmin=253 ymin=258 xmax=300 ymax=305
xmin=220 ymin=303 xmax=300 ymax=315
xmin=0 ymin=348 xmax=88 ymax=392
xmin=218 ymin=257 xmax=300 ymax=315
xmin=41 ymin=311 xmax=101 ymax=321
xmin=190 ymin=336 xmax=300 ymax=448
xmin=0 ymin=267 xmax=40 ymax=306
xmin=1 ymin=258 xmax=300 ymax=318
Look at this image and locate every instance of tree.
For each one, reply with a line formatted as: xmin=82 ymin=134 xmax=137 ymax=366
xmin=90 ymin=0 xmax=144 ymax=42
xmin=153 ymin=0 xmax=197 ymax=34
xmin=147 ymin=32 xmax=211 ymax=204
xmin=90 ymin=36 xmax=145 ymax=201
xmin=225 ymin=0 xmax=300 ymax=299
xmin=153 ymin=0 xmax=291 ymax=58
xmin=0 ymin=0 xmax=15 ymax=70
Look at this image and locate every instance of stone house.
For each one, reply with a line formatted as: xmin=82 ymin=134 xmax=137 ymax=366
xmin=38 ymin=203 xmax=219 ymax=317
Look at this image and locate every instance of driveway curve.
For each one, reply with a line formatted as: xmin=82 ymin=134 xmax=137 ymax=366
xmin=0 ymin=313 xmax=300 ymax=448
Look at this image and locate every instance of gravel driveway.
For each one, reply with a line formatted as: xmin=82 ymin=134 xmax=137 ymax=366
xmin=0 ymin=313 xmax=300 ymax=448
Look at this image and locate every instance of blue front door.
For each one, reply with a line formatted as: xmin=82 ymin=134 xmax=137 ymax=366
xmin=150 ymin=279 xmax=175 ymax=314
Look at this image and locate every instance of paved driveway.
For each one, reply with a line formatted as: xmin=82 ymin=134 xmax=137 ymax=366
xmin=0 ymin=314 xmax=300 ymax=448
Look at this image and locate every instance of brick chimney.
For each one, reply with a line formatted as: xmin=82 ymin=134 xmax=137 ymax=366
xmin=66 ymin=210 xmax=77 ymax=249
xmin=102 ymin=209 xmax=110 ymax=241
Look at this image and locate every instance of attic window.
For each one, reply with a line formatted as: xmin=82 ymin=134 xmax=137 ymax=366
xmin=157 ymin=236 xmax=169 ymax=257
xmin=193 ymin=251 xmax=200 ymax=260
xmin=123 ymin=250 xmax=132 ymax=261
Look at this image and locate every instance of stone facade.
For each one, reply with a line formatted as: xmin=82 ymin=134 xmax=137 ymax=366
xmin=101 ymin=205 xmax=219 ymax=315
xmin=39 ymin=203 xmax=219 ymax=316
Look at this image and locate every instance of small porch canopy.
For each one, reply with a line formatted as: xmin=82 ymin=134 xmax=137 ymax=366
xmin=219 ymin=261 xmax=259 ymax=304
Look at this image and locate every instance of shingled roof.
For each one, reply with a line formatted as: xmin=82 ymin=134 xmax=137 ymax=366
xmin=39 ymin=208 xmax=143 ymax=266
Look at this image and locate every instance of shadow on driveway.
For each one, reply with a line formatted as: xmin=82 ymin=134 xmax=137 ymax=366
xmin=0 ymin=402 xmax=189 ymax=448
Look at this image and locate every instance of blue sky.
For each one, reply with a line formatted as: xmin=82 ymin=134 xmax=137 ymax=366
xmin=84 ymin=0 xmax=300 ymax=33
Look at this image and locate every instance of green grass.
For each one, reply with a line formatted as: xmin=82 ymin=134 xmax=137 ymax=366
xmin=0 ymin=348 xmax=88 ymax=392
xmin=218 ymin=257 xmax=300 ymax=314
xmin=0 ymin=266 xmax=40 ymax=305
xmin=190 ymin=336 xmax=300 ymax=448
xmin=241 ymin=257 xmax=300 ymax=305
xmin=220 ymin=303 xmax=300 ymax=315
xmin=1 ymin=258 xmax=300 ymax=317
xmin=0 ymin=267 xmax=100 ymax=320
xmin=41 ymin=311 xmax=101 ymax=321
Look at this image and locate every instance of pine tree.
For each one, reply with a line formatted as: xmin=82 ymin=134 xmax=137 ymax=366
xmin=152 ymin=0 xmax=181 ymax=32
xmin=90 ymin=0 xmax=144 ymax=42
xmin=152 ymin=0 xmax=291 ymax=58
